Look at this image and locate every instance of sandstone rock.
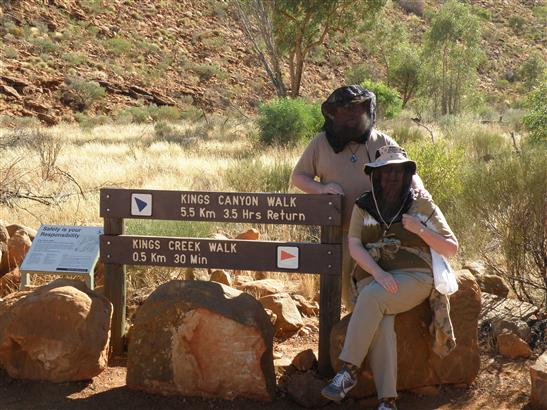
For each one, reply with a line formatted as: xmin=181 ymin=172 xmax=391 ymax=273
xmin=241 ymin=279 xmax=285 ymax=298
xmin=491 ymin=318 xmax=531 ymax=342
xmin=5 ymin=229 xmax=32 ymax=269
xmin=481 ymin=292 xmax=539 ymax=323
xmin=260 ymin=292 xmax=303 ymax=335
xmin=235 ymin=228 xmax=259 ymax=240
xmin=462 ymin=261 xmax=486 ymax=278
xmin=6 ymin=224 xmax=37 ymax=241
xmin=286 ymin=372 xmax=329 ymax=408
xmin=410 ymin=385 xmax=440 ymax=396
xmin=0 ymin=268 xmax=20 ymax=297
xmin=126 ymin=280 xmax=275 ymax=401
xmin=291 ymin=348 xmax=317 ymax=371
xmin=209 ymin=269 xmax=232 ymax=286
xmin=264 ymin=308 xmax=277 ymax=326
xmin=233 ymin=274 xmax=254 ymax=286
xmin=0 ymin=279 xmax=112 ymax=382
xmin=0 ymin=221 xmax=9 ymax=275
xmin=480 ymin=274 xmax=511 ymax=297
xmin=330 ymin=270 xmax=481 ymax=397
xmin=497 ymin=333 xmax=532 ymax=359
xmin=94 ymin=261 xmax=104 ymax=287
xmin=530 ymin=351 xmax=547 ymax=410
xmin=292 ymin=294 xmax=319 ymax=316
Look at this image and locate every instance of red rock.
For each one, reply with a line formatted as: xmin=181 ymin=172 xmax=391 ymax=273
xmin=241 ymin=279 xmax=285 ymax=298
xmin=330 ymin=270 xmax=481 ymax=397
xmin=6 ymin=229 xmax=32 ymax=269
xmin=0 ymin=279 xmax=112 ymax=381
xmin=260 ymin=292 xmax=303 ymax=335
xmin=497 ymin=333 xmax=532 ymax=359
xmin=6 ymin=224 xmax=37 ymax=240
xmin=291 ymin=348 xmax=316 ymax=371
xmin=530 ymin=351 xmax=547 ymax=410
xmin=286 ymin=372 xmax=329 ymax=408
xmin=0 ymin=268 xmax=20 ymax=297
xmin=127 ymin=280 xmax=275 ymax=401
xmin=235 ymin=228 xmax=259 ymax=240
xmin=209 ymin=269 xmax=232 ymax=286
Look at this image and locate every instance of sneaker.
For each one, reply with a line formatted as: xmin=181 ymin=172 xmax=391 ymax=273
xmin=321 ymin=367 xmax=358 ymax=402
xmin=377 ymin=398 xmax=398 ymax=410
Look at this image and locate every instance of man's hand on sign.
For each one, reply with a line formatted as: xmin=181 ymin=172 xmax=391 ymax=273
xmin=320 ymin=182 xmax=344 ymax=195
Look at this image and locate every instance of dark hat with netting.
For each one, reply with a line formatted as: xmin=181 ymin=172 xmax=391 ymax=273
xmin=321 ymin=85 xmax=376 ymax=122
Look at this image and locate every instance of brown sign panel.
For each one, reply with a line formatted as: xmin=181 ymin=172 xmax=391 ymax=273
xmin=100 ymin=188 xmax=342 ymax=226
xmin=101 ymin=235 xmax=341 ymax=275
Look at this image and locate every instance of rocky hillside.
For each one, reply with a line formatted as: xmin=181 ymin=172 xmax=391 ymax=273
xmin=0 ymin=0 xmax=544 ymax=125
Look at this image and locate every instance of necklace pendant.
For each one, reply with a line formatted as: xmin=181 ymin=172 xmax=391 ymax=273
xmin=351 ymin=153 xmax=357 ymax=163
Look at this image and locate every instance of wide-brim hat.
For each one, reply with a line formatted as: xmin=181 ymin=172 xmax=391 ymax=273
xmin=364 ymin=145 xmax=417 ymax=175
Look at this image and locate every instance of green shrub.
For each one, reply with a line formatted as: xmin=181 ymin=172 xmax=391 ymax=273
xmin=458 ymin=148 xmax=547 ymax=307
xmin=361 ymin=80 xmax=403 ymax=119
xmin=188 ymin=63 xmax=227 ymax=80
xmin=75 ymin=113 xmax=112 ymax=129
xmin=522 ymin=84 xmax=546 ymax=146
xmin=30 ymin=37 xmax=58 ymax=54
xmin=105 ymin=37 xmax=132 ymax=56
xmin=62 ymin=52 xmax=87 ymax=66
xmin=257 ymin=98 xmax=322 ymax=146
xmin=405 ymin=140 xmax=465 ymax=213
xmin=518 ymin=51 xmax=546 ymax=90
xmin=508 ymin=16 xmax=526 ymax=32
xmin=61 ymin=77 xmax=106 ymax=111
xmin=345 ymin=64 xmax=374 ymax=84
xmin=117 ymin=104 xmax=181 ymax=124
xmin=388 ymin=117 xmax=427 ymax=145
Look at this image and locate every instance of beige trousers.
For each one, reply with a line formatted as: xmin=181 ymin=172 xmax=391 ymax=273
xmin=341 ymin=234 xmax=355 ymax=310
xmin=339 ymin=270 xmax=433 ymax=399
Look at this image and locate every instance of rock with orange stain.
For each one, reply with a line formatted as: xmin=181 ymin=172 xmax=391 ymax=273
xmin=126 ymin=280 xmax=275 ymax=401
xmin=0 ymin=279 xmax=112 ymax=382
xmin=235 ymin=228 xmax=259 ymax=240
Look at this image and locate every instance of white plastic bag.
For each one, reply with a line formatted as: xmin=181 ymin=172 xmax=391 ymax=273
xmin=431 ymin=249 xmax=458 ymax=295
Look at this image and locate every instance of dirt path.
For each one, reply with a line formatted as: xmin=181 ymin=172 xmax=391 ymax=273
xmin=0 ymin=334 xmax=535 ymax=410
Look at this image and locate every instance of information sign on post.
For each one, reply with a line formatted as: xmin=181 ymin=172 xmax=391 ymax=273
xmin=20 ymin=225 xmax=103 ymax=290
xmin=100 ymin=188 xmax=342 ymax=376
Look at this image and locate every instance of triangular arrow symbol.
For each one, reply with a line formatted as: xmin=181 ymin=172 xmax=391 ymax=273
xmin=135 ymin=197 xmax=148 ymax=212
xmin=280 ymin=250 xmax=295 ymax=260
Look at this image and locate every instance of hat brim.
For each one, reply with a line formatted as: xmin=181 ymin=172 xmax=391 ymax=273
xmin=364 ymin=159 xmax=416 ymax=175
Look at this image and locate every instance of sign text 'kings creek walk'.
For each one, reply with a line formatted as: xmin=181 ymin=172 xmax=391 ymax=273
xmin=100 ymin=188 xmax=342 ymax=375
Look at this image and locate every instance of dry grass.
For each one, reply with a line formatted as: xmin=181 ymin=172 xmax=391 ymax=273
xmin=0 ymin=119 xmax=321 ymax=297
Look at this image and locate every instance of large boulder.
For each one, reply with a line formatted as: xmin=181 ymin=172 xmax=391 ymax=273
xmin=0 ymin=278 xmax=112 ymax=382
xmin=5 ymin=229 xmax=32 ymax=270
xmin=260 ymin=292 xmax=304 ymax=335
xmin=531 ymin=351 xmax=547 ymax=410
xmin=126 ymin=280 xmax=275 ymax=401
xmin=0 ymin=268 xmax=20 ymax=297
xmin=240 ymin=279 xmax=285 ymax=298
xmin=330 ymin=270 xmax=481 ymax=397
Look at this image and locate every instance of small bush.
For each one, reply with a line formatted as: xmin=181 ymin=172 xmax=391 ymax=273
xmin=105 ymin=37 xmax=132 ymax=56
xmin=61 ymin=77 xmax=106 ymax=111
xmin=257 ymin=98 xmax=322 ymax=146
xmin=458 ymin=148 xmax=547 ymax=307
xmin=518 ymin=51 xmax=546 ymax=90
xmin=508 ymin=16 xmax=526 ymax=32
xmin=522 ymin=84 xmax=546 ymax=146
xmin=189 ymin=63 xmax=227 ymax=80
xmin=117 ymin=104 xmax=182 ymax=124
xmin=75 ymin=113 xmax=112 ymax=130
xmin=62 ymin=52 xmax=87 ymax=66
xmin=361 ymin=80 xmax=403 ymax=119
xmin=30 ymin=37 xmax=58 ymax=54
xmin=388 ymin=117 xmax=427 ymax=145
xmin=345 ymin=64 xmax=374 ymax=84
xmin=405 ymin=140 xmax=465 ymax=213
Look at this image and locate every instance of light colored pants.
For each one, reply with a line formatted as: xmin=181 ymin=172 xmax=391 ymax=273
xmin=339 ymin=270 xmax=433 ymax=399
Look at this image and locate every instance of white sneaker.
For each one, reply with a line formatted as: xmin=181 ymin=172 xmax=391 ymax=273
xmin=321 ymin=367 xmax=357 ymax=402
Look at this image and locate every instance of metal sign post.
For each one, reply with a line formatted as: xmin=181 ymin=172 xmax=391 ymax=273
xmin=100 ymin=188 xmax=342 ymax=375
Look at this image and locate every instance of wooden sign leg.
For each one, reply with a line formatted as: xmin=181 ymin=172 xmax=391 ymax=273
xmin=318 ymin=225 xmax=342 ymax=377
xmin=104 ymin=218 xmax=126 ymax=357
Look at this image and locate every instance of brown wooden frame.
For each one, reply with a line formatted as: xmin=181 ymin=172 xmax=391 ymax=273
xmin=100 ymin=188 xmax=342 ymax=376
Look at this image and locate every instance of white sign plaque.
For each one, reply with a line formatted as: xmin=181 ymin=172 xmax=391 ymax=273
xmin=20 ymin=225 xmax=103 ymax=274
xmin=276 ymin=246 xmax=299 ymax=270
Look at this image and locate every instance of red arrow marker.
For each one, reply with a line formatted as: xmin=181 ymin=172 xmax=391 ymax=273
xmin=280 ymin=250 xmax=296 ymax=260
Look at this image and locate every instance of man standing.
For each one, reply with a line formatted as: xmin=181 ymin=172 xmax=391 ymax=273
xmin=291 ymin=85 xmax=424 ymax=309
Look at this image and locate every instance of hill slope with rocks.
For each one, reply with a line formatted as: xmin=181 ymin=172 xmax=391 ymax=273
xmin=0 ymin=0 xmax=545 ymax=125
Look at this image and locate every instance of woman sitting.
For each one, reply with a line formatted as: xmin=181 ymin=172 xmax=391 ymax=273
xmin=321 ymin=145 xmax=458 ymax=410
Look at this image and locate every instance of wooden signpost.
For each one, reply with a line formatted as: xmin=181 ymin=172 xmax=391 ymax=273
xmin=100 ymin=188 xmax=342 ymax=376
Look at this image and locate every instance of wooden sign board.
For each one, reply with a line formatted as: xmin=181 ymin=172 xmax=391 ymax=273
xmin=101 ymin=235 xmax=341 ymax=275
xmin=100 ymin=188 xmax=342 ymax=226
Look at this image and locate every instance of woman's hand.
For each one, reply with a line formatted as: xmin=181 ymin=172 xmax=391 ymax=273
xmin=374 ymin=271 xmax=398 ymax=294
xmin=402 ymin=213 xmax=424 ymax=235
